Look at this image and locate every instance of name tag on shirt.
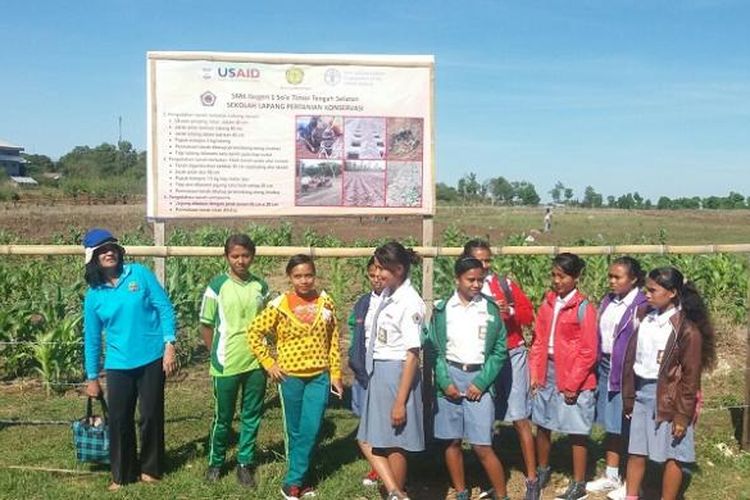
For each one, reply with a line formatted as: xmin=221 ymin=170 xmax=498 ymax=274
xmin=377 ymin=327 xmax=387 ymax=343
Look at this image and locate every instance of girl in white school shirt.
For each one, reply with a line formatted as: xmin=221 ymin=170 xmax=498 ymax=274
xmin=356 ymin=241 xmax=426 ymax=500
xmin=620 ymin=267 xmax=715 ymax=500
xmin=427 ymin=257 xmax=510 ymax=500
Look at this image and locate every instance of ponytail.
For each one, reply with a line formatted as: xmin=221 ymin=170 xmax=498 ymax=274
xmin=374 ymin=241 xmax=421 ymax=277
xmin=648 ymin=266 xmax=716 ymax=370
xmin=681 ymin=280 xmax=716 ymax=371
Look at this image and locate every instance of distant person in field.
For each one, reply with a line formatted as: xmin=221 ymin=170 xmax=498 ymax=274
xmin=621 ymin=267 xmax=715 ymax=500
xmin=462 ymin=239 xmax=540 ymax=500
xmin=247 ymin=254 xmax=343 ymax=500
xmin=530 ymin=253 xmax=598 ymax=500
xmin=199 ymin=234 xmax=268 ymax=488
xmin=585 ymin=257 xmax=647 ymax=499
xmin=82 ymin=228 xmax=177 ymax=491
xmin=426 ymin=257 xmax=509 ymax=500
xmin=544 ymin=207 xmax=552 ymax=233
xmin=357 ymin=242 xmax=426 ymax=500
xmin=347 ymin=256 xmax=385 ymax=489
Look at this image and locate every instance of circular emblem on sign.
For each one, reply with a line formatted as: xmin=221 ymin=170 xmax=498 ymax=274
xmin=324 ymin=68 xmax=341 ymax=86
xmin=286 ymin=67 xmax=304 ymax=85
xmin=200 ymin=91 xmax=216 ymax=106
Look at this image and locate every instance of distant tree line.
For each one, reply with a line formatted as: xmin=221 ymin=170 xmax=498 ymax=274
xmin=439 ymin=173 xmax=750 ymax=210
xmin=18 ymin=141 xmax=146 ymax=202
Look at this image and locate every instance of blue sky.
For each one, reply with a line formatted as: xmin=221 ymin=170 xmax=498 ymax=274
xmin=2 ymin=0 xmax=748 ymax=201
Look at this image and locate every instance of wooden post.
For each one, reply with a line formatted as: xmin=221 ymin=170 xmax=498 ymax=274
xmin=153 ymin=220 xmax=166 ymax=286
xmin=421 ymin=215 xmax=435 ymax=307
xmin=743 ymin=254 xmax=750 ymax=450
xmin=421 ymin=214 xmax=435 ymax=443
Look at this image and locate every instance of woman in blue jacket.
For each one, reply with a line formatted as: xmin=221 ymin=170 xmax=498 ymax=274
xmin=82 ymin=228 xmax=177 ymax=491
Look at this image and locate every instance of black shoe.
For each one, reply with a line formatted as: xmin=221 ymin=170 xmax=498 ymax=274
xmin=205 ymin=466 xmax=221 ymax=482
xmin=555 ymin=481 xmax=588 ymax=500
xmin=236 ymin=464 xmax=256 ymax=488
xmin=537 ymin=466 xmax=552 ymax=489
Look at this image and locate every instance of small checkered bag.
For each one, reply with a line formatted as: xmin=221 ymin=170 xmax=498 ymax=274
xmin=72 ymin=397 xmax=110 ymax=464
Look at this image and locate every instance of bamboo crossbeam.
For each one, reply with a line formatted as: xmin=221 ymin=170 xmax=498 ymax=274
xmin=3 ymin=244 xmax=750 ymax=257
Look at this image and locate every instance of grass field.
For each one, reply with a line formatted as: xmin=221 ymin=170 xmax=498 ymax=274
xmin=2 ymin=202 xmax=750 ymax=245
xmin=1 ymin=204 xmax=749 ymax=499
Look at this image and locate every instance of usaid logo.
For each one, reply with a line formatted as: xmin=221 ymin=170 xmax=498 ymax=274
xmin=217 ymin=67 xmax=261 ymax=79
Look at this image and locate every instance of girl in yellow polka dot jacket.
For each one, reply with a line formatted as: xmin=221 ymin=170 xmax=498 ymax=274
xmin=247 ymin=254 xmax=342 ymax=499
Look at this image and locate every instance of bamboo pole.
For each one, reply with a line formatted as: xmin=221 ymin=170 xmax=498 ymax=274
xmin=744 ymin=254 xmax=750 ymax=451
xmin=153 ymin=221 xmax=166 ymax=285
xmin=4 ymin=244 xmax=750 ymax=257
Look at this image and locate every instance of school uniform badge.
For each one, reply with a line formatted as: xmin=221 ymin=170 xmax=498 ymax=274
xmin=128 ymin=281 xmax=139 ymax=292
xmin=377 ymin=327 xmax=387 ymax=343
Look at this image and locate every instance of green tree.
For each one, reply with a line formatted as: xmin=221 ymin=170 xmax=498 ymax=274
xmin=581 ymin=186 xmax=603 ymax=208
xmin=512 ymin=181 xmax=540 ymax=206
xmin=436 ymin=182 xmax=459 ymax=203
xmin=457 ymin=172 xmax=483 ymax=203
xmin=657 ymin=196 xmax=673 ymax=210
xmin=563 ymin=187 xmax=575 ymax=205
xmin=485 ymin=176 xmax=514 ymax=205
xmin=549 ymin=181 xmax=564 ymax=204
xmin=21 ymin=154 xmax=56 ymax=176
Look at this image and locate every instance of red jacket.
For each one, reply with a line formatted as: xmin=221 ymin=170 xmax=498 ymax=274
xmin=485 ymin=274 xmax=534 ymax=349
xmin=530 ymin=290 xmax=598 ymax=392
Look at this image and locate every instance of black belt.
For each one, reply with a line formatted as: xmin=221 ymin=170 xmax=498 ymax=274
xmin=447 ymin=359 xmax=483 ymax=372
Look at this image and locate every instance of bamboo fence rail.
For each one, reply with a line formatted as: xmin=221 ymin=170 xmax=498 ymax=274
xmin=3 ymin=243 xmax=750 ymax=257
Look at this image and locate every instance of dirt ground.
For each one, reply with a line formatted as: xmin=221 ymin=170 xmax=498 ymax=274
xmin=2 ymin=201 xmax=750 ymax=246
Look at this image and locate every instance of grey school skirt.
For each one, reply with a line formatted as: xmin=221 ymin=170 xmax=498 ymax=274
xmin=628 ymin=378 xmax=695 ymax=463
xmin=531 ymin=357 xmax=595 ymax=435
xmin=356 ymin=359 xmax=425 ymax=452
xmin=595 ymin=354 xmax=626 ymax=435
xmin=495 ymin=345 xmax=532 ymax=422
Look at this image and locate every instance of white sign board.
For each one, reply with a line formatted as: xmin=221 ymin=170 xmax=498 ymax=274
xmin=147 ymin=52 xmax=435 ymax=219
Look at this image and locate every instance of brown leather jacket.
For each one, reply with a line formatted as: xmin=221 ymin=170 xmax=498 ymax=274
xmin=621 ymin=307 xmax=702 ymax=428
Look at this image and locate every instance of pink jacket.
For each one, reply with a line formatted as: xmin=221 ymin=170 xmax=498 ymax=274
xmin=530 ymin=290 xmax=598 ymax=393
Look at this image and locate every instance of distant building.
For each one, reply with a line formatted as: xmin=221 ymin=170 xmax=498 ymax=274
xmin=0 ymin=139 xmax=27 ymax=177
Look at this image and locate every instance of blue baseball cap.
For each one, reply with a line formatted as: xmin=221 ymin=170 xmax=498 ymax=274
xmin=82 ymin=228 xmax=122 ymax=264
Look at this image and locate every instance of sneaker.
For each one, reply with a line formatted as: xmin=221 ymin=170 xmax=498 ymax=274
xmin=362 ymin=468 xmax=379 ymax=486
xmin=456 ymin=490 xmax=470 ymax=500
xmin=524 ymin=478 xmax=542 ymax=500
xmin=537 ymin=466 xmax=552 ymax=489
xmin=555 ymin=481 xmax=588 ymax=500
xmin=281 ymin=485 xmax=301 ymax=500
xmin=586 ymin=474 xmax=620 ymax=493
xmin=205 ymin=466 xmax=221 ymax=482
xmin=300 ymin=486 xmax=317 ymax=498
xmin=477 ymin=489 xmax=510 ymax=500
xmin=385 ymin=491 xmax=410 ymax=500
xmin=236 ymin=464 xmax=255 ymax=488
xmin=606 ymin=483 xmax=627 ymax=500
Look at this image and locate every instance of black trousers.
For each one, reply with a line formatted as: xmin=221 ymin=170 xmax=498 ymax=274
xmin=106 ymin=357 xmax=165 ymax=484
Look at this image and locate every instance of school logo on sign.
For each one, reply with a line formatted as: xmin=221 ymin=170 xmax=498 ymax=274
xmin=286 ymin=67 xmax=304 ymax=85
xmin=324 ymin=68 xmax=341 ymax=86
xmin=200 ymin=91 xmax=216 ymax=106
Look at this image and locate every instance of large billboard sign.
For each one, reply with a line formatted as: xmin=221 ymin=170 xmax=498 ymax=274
xmin=147 ymin=52 xmax=435 ymax=218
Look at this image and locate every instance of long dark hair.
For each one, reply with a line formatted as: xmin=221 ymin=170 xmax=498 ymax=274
xmin=462 ymin=238 xmax=491 ymax=258
xmin=612 ymin=255 xmax=645 ymax=288
xmin=552 ymin=252 xmax=586 ymax=278
xmin=648 ymin=266 xmax=716 ymax=370
xmin=84 ymin=245 xmax=125 ymax=287
xmin=374 ymin=241 xmax=420 ymax=278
